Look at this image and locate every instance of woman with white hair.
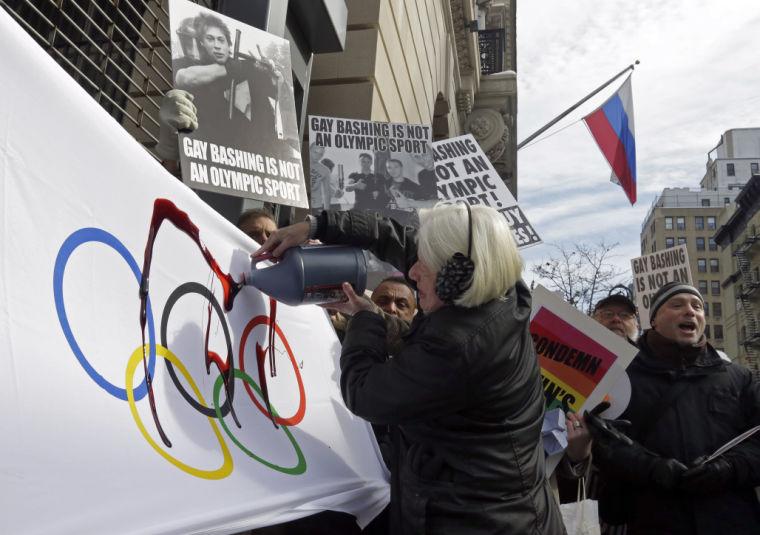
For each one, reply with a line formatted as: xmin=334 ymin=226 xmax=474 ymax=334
xmin=254 ymin=205 xmax=563 ymax=534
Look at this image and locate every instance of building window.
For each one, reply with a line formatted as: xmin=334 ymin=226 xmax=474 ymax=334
xmin=709 ymin=237 xmax=717 ymax=250
xmin=695 ymin=216 xmax=704 ymax=230
xmin=696 ymin=237 xmax=706 ymax=251
xmin=710 ymin=258 xmax=719 ymax=272
xmin=665 ymin=217 xmax=673 ymax=230
xmin=676 ymin=216 xmax=686 ymax=230
xmin=714 ymin=302 xmax=722 ymax=318
xmin=711 ymin=281 xmax=721 ymax=295
xmin=752 ymin=162 xmax=759 ymax=175
xmin=704 ymin=302 xmax=710 ymax=317
xmin=714 ymin=324 xmax=724 ymax=340
xmin=698 ymin=280 xmax=708 ymax=295
xmin=707 ymin=216 xmax=717 ymax=230
xmin=724 ymin=197 xmax=731 ymax=205
xmin=678 ymin=237 xmax=687 ymax=246
xmin=702 ymin=199 xmax=711 ymax=207
xmin=727 ymin=163 xmax=736 ymax=176
xmin=665 ymin=237 xmax=675 ymax=248
xmin=697 ymin=259 xmax=707 ymax=272
xmin=705 ymin=325 xmax=711 ymax=339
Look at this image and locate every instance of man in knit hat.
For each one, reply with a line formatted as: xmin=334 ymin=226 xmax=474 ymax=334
xmin=588 ymin=281 xmax=760 ymax=535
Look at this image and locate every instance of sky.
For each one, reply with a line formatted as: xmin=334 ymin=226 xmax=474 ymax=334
xmin=515 ymin=0 xmax=760 ymax=286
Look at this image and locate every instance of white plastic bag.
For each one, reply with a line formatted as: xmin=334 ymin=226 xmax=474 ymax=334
xmin=559 ymin=477 xmax=600 ymax=535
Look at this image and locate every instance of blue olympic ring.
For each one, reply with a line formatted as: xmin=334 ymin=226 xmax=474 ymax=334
xmin=53 ymin=227 xmax=156 ymax=400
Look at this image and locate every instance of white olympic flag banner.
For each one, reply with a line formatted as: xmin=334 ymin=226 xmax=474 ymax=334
xmin=0 ymin=10 xmax=388 ymax=535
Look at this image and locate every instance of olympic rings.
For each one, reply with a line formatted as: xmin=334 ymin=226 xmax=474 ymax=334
xmin=161 ymin=282 xmax=235 ymax=418
xmin=55 ymin=225 xmax=309 ymax=480
xmin=126 ymin=344 xmax=233 ymax=480
xmin=213 ymin=369 xmax=306 ymax=476
xmin=239 ymin=315 xmax=306 ymax=426
xmin=53 ymin=227 xmax=156 ymax=401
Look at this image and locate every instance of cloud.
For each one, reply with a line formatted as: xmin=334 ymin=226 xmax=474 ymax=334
xmin=515 ymin=0 xmax=760 ymax=285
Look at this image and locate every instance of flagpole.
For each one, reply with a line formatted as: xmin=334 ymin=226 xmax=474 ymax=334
xmin=517 ymin=60 xmax=640 ymax=150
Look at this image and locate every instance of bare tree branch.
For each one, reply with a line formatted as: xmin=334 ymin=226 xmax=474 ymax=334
xmin=531 ymin=241 xmax=629 ymax=314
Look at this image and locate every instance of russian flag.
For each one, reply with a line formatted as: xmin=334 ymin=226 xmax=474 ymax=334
xmin=583 ymin=75 xmax=637 ymax=205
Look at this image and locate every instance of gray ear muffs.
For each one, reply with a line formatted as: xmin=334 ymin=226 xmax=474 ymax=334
xmin=435 ymin=204 xmax=475 ymax=304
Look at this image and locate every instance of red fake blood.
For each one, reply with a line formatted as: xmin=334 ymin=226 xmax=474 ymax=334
xmin=255 ymin=298 xmax=279 ymax=428
xmin=204 ymin=301 xmax=241 ymax=429
xmin=139 ymin=199 xmax=244 ymax=446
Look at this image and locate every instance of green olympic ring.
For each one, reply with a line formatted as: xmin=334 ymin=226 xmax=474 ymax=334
xmin=213 ymin=369 xmax=307 ymax=476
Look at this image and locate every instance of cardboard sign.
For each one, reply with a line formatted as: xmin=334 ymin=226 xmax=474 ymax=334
xmin=530 ymin=286 xmax=638 ymax=473
xmin=631 ymin=245 xmax=693 ymax=327
xmin=171 ymin=0 xmax=307 ymax=207
xmin=308 ymin=115 xmax=435 ymax=227
xmin=0 ymin=10 xmax=388 ymax=533
xmin=432 ymin=134 xmax=541 ymax=248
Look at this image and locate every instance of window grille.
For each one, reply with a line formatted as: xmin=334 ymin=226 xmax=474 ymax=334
xmin=1 ymin=0 xmax=218 ymax=158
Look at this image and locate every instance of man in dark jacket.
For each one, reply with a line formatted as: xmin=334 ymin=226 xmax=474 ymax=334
xmin=590 ymin=281 xmax=760 ymax=535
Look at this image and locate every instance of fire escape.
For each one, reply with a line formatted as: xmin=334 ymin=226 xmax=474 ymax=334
xmin=734 ymin=226 xmax=760 ymax=378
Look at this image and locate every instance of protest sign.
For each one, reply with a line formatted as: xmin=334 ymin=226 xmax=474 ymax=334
xmin=0 ymin=10 xmax=388 ymax=533
xmin=432 ymin=134 xmax=541 ymax=248
xmin=171 ymin=0 xmax=307 ymax=207
xmin=530 ymin=286 xmax=638 ymax=472
xmin=308 ymin=115 xmax=435 ymax=226
xmin=631 ymin=244 xmax=693 ymax=327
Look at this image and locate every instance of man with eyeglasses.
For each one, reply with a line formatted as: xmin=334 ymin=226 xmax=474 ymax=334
xmin=592 ymin=293 xmax=639 ymax=342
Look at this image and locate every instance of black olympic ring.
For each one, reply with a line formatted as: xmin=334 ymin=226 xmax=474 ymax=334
xmin=161 ymin=282 xmax=235 ymax=418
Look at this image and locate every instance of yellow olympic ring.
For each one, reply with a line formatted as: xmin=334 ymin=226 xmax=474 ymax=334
xmin=125 ymin=344 xmax=233 ymax=480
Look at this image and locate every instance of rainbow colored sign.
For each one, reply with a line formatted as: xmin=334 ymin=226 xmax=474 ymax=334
xmin=530 ymin=286 xmax=637 ymax=418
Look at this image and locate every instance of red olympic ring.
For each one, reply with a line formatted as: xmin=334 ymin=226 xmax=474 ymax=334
xmin=239 ymin=315 xmax=306 ymax=426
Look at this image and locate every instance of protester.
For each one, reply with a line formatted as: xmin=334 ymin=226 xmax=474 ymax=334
xmin=370 ymin=276 xmax=417 ymax=323
xmin=586 ymin=281 xmax=760 ymax=535
xmin=237 ymin=208 xmax=277 ymax=244
xmin=592 ymin=293 xmax=639 ymax=342
xmin=255 ymin=204 xmax=565 ymax=534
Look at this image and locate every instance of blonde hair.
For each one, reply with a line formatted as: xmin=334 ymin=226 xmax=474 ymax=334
xmin=417 ymin=203 xmax=523 ymax=308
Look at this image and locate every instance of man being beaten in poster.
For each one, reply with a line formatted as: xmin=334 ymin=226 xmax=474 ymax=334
xmin=174 ymin=12 xmax=280 ymax=151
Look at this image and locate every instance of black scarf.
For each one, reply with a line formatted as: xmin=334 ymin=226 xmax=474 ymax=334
xmin=641 ymin=328 xmax=707 ymax=369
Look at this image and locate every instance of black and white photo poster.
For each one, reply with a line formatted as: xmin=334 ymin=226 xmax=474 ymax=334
xmin=170 ymin=0 xmax=307 ymax=207
xmin=308 ymin=115 xmax=435 ymax=227
xmin=433 ymin=134 xmax=541 ymax=248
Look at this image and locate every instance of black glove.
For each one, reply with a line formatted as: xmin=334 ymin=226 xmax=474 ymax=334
xmin=584 ymin=401 xmax=633 ymax=447
xmin=679 ymin=456 xmax=736 ymax=494
xmin=650 ymin=457 xmax=688 ymax=490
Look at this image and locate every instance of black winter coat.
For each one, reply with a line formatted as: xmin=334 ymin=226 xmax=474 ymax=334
xmin=316 ymin=210 xmax=565 ymax=535
xmin=595 ymin=332 xmax=760 ymax=535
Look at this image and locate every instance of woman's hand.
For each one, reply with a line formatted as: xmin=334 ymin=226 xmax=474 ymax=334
xmin=253 ymin=221 xmax=310 ymax=258
xmin=565 ymin=412 xmax=592 ymax=463
xmin=320 ymin=282 xmax=377 ymax=316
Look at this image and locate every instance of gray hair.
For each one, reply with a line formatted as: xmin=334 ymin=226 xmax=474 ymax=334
xmin=417 ymin=203 xmax=522 ymax=307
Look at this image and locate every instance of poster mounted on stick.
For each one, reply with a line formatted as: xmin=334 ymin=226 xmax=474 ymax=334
xmin=631 ymin=244 xmax=693 ymax=327
xmin=0 ymin=9 xmax=388 ymax=534
xmin=432 ymin=134 xmax=541 ymax=248
xmin=530 ymin=286 xmax=638 ymax=472
xmin=308 ymin=115 xmax=435 ymax=227
xmin=170 ymin=0 xmax=307 ymax=207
